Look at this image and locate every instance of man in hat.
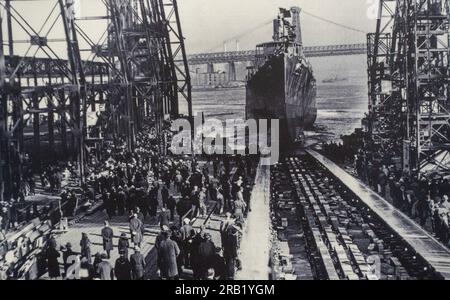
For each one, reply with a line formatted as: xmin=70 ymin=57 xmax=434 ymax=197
xmin=97 ymin=253 xmax=114 ymax=280
xmin=62 ymin=242 xmax=77 ymax=276
xmin=198 ymin=187 xmax=207 ymax=217
xmin=210 ymin=247 xmax=227 ymax=280
xmin=167 ymin=196 xmax=177 ymax=222
xmin=80 ymin=232 xmax=92 ymax=264
xmin=130 ymin=246 xmax=146 ymax=280
xmin=148 ymin=183 xmax=159 ymax=217
xmin=114 ymin=250 xmax=132 ymax=280
xmin=46 ymin=242 xmax=61 ymax=280
xmin=155 ymin=225 xmax=170 ymax=250
xmin=135 ymin=206 xmax=145 ymax=225
xmin=180 ymin=218 xmax=192 ymax=241
xmin=129 ymin=213 xmax=143 ymax=248
xmin=117 ymin=186 xmax=126 ymax=216
xmin=198 ymin=232 xmax=216 ymax=279
xmin=159 ymin=207 xmax=171 ymax=230
xmin=233 ymin=188 xmax=247 ymax=223
xmin=220 ymin=212 xmax=234 ymax=249
xmin=101 ymin=220 xmax=114 ymax=258
xmin=190 ymin=226 xmax=205 ymax=280
xmin=223 ymin=226 xmax=240 ymax=280
xmin=118 ymin=232 xmax=130 ymax=259
xmin=158 ymin=230 xmax=180 ymax=280
xmin=161 ymin=185 xmax=170 ymax=208
xmin=179 ymin=218 xmax=193 ymax=267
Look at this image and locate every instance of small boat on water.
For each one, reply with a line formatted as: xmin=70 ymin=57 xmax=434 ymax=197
xmin=322 ymin=74 xmax=347 ymax=83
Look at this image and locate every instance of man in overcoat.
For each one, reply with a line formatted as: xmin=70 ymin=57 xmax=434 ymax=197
xmin=130 ymin=247 xmax=146 ymax=280
xmin=101 ymin=221 xmax=114 ymax=258
xmin=158 ymin=230 xmax=180 ymax=280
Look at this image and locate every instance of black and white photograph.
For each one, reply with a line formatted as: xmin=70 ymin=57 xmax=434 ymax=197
xmin=0 ymin=0 xmax=450 ymax=286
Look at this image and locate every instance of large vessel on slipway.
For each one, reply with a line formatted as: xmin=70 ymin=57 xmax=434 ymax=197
xmin=246 ymin=7 xmax=317 ymax=145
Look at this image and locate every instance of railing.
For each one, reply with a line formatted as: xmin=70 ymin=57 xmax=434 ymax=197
xmin=202 ymin=201 xmax=220 ymax=227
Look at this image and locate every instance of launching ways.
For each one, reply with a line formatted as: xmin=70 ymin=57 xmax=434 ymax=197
xmin=236 ymin=150 xmax=450 ymax=280
xmin=235 ymin=163 xmax=272 ymax=280
xmin=307 ymin=150 xmax=450 ymax=280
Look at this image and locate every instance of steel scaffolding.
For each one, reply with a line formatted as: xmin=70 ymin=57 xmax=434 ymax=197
xmin=367 ymin=0 xmax=450 ymax=177
xmin=0 ymin=0 xmax=191 ymax=201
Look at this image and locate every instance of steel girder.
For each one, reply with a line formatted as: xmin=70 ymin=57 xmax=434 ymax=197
xmin=0 ymin=0 xmax=191 ymax=201
xmin=367 ymin=0 xmax=450 ymax=177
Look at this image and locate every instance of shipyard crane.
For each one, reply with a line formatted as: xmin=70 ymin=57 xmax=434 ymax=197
xmin=367 ymin=0 xmax=450 ymax=177
xmin=0 ymin=0 xmax=191 ymax=201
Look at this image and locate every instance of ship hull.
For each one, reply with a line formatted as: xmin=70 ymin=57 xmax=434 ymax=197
xmin=246 ymin=53 xmax=317 ymax=145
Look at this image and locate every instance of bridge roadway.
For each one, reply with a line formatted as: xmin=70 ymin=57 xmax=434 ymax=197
xmin=307 ymin=149 xmax=450 ymax=280
xmin=187 ymin=43 xmax=367 ymax=65
xmin=3 ymin=44 xmax=367 ymax=76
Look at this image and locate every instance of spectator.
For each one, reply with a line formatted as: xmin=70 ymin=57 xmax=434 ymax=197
xmin=158 ymin=230 xmax=180 ymax=280
xmin=118 ymin=232 xmax=130 ymax=259
xmin=198 ymin=233 xmax=216 ymax=279
xmin=130 ymin=214 xmax=144 ymax=248
xmin=167 ymin=196 xmax=177 ymax=221
xmin=96 ymin=253 xmax=114 ymax=280
xmin=80 ymin=232 xmax=92 ymax=264
xmin=101 ymin=221 xmax=114 ymax=258
xmin=130 ymin=247 xmax=146 ymax=280
xmin=46 ymin=244 xmax=61 ymax=280
xmin=223 ymin=226 xmax=240 ymax=280
xmin=62 ymin=242 xmax=77 ymax=275
xmin=114 ymin=251 xmax=132 ymax=280
xmin=210 ymin=247 xmax=227 ymax=280
xmin=159 ymin=207 xmax=171 ymax=229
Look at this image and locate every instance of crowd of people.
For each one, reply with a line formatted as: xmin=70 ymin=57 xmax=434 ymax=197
xmin=354 ymin=145 xmax=450 ymax=245
xmin=321 ymin=131 xmax=450 ymax=248
xmin=37 ymin=121 xmax=257 ymax=280
xmin=0 ymin=159 xmax=76 ymax=235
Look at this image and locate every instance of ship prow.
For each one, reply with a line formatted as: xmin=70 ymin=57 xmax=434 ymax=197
xmin=246 ymin=7 xmax=317 ymax=147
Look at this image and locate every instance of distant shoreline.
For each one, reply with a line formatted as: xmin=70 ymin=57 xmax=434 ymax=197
xmin=192 ymin=86 xmax=245 ymax=92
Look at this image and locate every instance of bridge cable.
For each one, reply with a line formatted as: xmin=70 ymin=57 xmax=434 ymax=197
xmin=302 ymin=10 xmax=367 ymax=34
xmin=205 ymin=10 xmax=367 ymax=52
xmin=206 ymin=18 xmax=273 ymax=52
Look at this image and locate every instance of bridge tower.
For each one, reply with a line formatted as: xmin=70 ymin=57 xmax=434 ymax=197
xmin=228 ymin=62 xmax=236 ymax=82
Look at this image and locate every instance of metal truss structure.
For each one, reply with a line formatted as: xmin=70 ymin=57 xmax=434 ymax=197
xmin=0 ymin=0 xmax=191 ymax=201
xmin=367 ymin=0 xmax=450 ymax=177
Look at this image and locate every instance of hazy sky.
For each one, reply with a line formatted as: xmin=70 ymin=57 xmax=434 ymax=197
xmin=2 ymin=0 xmax=376 ymax=56
xmin=177 ymin=0 xmax=376 ymax=53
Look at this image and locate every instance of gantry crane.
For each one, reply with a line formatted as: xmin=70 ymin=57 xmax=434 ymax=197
xmin=367 ymin=0 xmax=450 ymax=177
xmin=0 ymin=0 xmax=191 ymax=201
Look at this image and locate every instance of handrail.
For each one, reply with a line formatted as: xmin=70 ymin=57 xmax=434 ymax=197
xmin=203 ymin=201 xmax=220 ymax=227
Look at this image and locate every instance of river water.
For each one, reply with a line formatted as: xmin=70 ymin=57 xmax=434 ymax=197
xmin=183 ymin=54 xmax=368 ymax=144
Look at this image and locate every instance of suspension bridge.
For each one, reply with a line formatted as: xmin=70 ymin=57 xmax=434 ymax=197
xmin=186 ymin=8 xmax=368 ymax=82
